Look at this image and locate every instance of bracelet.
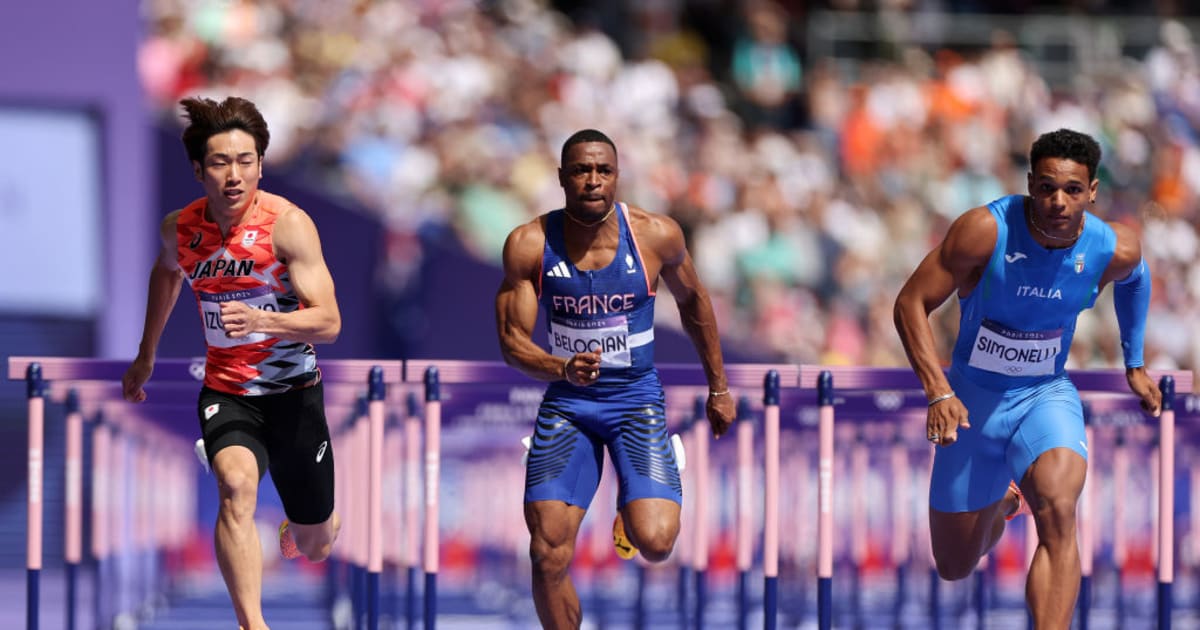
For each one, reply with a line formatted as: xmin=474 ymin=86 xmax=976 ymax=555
xmin=927 ymin=392 xmax=956 ymax=407
xmin=709 ymin=389 xmax=730 ymax=397
xmin=562 ymin=357 xmax=572 ymax=384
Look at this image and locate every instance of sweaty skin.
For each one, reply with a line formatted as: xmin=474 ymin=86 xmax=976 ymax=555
xmin=496 ymin=139 xmax=735 ymax=630
xmin=894 ymin=155 xmax=1160 ymax=630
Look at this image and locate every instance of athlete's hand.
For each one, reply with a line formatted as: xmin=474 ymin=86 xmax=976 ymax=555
xmin=122 ymin=357 xmax=153 ymax=403
xmin=1126 ymin=366 xmax=1162 ymax=417
xmin=564 ymin=351 xmax=601 ymax=386
xmin=927 ymin=395 xmax=970 ymax=447
xmin=220 ymin=301 xmax=261 ymax=339
xmin=706 ymin=392 xmax=736 ymax=438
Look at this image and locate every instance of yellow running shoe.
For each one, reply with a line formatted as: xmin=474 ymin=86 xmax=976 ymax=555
xmin=279 ymin=519 xmax=301 ymax=559
xmin=612 ymin=514 xmax=638 ymax=560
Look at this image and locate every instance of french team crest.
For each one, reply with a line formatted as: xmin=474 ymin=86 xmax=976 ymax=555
xmin=1074 ymin=254 xmax=1085 ymax=274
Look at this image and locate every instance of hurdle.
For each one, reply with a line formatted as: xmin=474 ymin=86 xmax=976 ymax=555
xmin=8 ymin=356 xmax=401 ymax=630
xmin=402 ymin=359 xmax=798 ymax=628
xmin=9 ymin=356 xmax=1194 ymax=627
xmin=796 ymin=365 xmax=1192 ymax=630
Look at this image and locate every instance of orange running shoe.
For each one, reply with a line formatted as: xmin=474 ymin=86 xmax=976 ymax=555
xmin=612 ymin=514 xmax=639 ymax=560
xmin=279 ymin=519 xmax=301 ymax=559
xmin=1005 ymin=481 xmax=1031 ymax=521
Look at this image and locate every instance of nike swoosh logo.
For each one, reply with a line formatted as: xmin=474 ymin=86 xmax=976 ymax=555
xmin=315 ymin=440 xmax=328 ymax=463
xmin=1005 ymin=252 xmax=1027 ymax=263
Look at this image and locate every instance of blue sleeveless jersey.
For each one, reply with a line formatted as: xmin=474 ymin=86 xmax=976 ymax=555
xmin=950 ymin=194 xmax=1116 ymax=390
xmin=539 ymin=203 xmax=656 ymax=387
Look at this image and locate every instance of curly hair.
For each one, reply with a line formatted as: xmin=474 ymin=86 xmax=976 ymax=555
xmin=1029 ymin=128 xmax=1101 ymax=181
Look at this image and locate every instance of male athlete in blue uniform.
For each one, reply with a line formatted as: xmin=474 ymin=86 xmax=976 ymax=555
xmin=894 ymin=128 xmax=1161 ymax=628
xmin=496 ymin=129 xmax=736 ymax=629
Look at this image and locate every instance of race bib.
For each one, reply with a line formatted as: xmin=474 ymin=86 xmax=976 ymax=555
xmin=968 ymin=319 xmax=1062 ymax=377
xmin=198 ymin=285 xmax=279 ymax=348
xmin=549 ymin=315 xmax=632 ymax=368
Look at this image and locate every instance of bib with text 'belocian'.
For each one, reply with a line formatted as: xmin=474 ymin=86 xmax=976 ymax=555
xmin=538 ymin=203 xmax=656 ymax=385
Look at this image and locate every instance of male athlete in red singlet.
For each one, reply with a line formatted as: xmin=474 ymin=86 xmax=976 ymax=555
xmin=122 ymin=97 xmax=341 ymax=630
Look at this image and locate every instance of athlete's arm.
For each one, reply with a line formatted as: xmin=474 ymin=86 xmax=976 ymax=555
xmin=653 ymin=212 xmax=735 ymax=437
xmin=122 ymin=211 xmax=186 ymax=402
xmin=893 ymin=206 xmax=996 ymax=445
xmin=1103 ymin=221 xmax=1161 ymax=416
xmin=495 ymin=220 xmax=599 ymax=384
xmin=223 ymin=206 xmax=341 ymax=344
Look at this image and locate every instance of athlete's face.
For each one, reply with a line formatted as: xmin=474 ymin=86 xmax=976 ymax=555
xmin=1026 ymin=157 xmax=1096 ymax=238
xmin=194 ymin=129 xmax=262 ymax=217
xmin=559 ymin=142 xmax=618 ymax=219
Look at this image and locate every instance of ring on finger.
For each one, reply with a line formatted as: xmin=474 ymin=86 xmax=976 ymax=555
xmin=928 ymin=433 xmax=940 ymax=442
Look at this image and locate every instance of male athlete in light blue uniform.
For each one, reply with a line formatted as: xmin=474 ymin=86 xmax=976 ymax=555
xmin=895 ymin=128 xmax=1161 ymax=629
xmin=496 ymin=129 xmax=735 ymax=629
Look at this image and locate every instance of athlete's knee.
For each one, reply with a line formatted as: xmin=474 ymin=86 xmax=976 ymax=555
xmin=294 ymin=515 xmax=339 ymax=562
xmin=931 ymin=546 xmax=979 ymax=581
xmin=1030 ymin=492 xmax=1077 ymax=540
xmin=215 ymin=469 xmax=258 ymax=519
xmin=529 ymin=532 xmax=575 ymax=579
xmin=629 ymin=520 xmax=678 ymax=562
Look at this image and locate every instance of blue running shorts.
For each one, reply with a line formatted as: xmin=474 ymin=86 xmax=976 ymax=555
xmin=524 ymin=372 xmax=682 ymax=509
xmin=929 ymin=366 xmax=1088 ymax=513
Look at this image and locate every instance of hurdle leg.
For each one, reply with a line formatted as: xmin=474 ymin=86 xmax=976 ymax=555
xmin=26 ymin=363 xmax=46 ymax=630
xmin=423 ymin=367 xmax=441 ymax=630
xmin=1158 ymin=376 xmax=1176 ymax=630
xmin=815 ymin=371 xmax=834 ymax=630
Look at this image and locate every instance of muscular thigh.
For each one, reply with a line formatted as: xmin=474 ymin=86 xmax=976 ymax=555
xmin=597 ymin=386 xmax=681 ymax=509
xmin=523 ymin=394 xmax=605 ymax=509
xmin=262 ymin=383 xmax=335 ymax=525
xmin=1006 ymin=376 xmax=1087 ymax=485
xmin=198 ymin=387 xmax=269 ymax=479
xmin=929 ymin=369 xmax=1013 ymax=513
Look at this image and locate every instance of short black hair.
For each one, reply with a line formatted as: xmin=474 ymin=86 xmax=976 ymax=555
xmin=1029 ymin=128 xmax=1101 ymax=181
xmin=560 ymin=129 xmax=617 ymax=166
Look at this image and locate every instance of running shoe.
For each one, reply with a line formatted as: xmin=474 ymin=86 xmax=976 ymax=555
xmin=612 ymin=514 xmax=638 ymax=560
xmin=1005 ymin=480 xmax=1031 ymax=521
xmin=279 ymin=519 xmax=301 ymax=560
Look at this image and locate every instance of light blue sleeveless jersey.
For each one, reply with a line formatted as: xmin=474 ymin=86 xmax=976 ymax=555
xmin=950 ymin=194 xmax=1117 ymax=390
xmin=538 ymin=203 xmax=656 ymax=388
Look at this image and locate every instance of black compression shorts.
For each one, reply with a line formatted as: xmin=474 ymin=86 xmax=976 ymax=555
xmin=197 ymin=382 xmax=335 ymax=524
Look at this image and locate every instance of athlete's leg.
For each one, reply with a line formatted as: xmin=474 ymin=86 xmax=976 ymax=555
xmin=1004 ymin=376 xmax=1088 ymax=628
xmin=1021 ymin=447 xmax=1086 ymax=629
xmin=929 ymin=485 xmax=1021 ymax=580
xmin=522 ymin=390 xmax=604 ymax=629
xmin=212 ymin=445 xmax=267 ymax=630
xmin=927 ymin=367 xmax=1018 ymax=579
xmin=267 ymin=383 xmax=339 ymax=562
xmin=526 ymin=500 xmax=587 ymax=630
xmin=618 ymin=498 xmax=681 ymax=562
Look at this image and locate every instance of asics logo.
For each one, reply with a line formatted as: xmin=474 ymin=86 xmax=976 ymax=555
xmin=315 ymin=440 xmax=328 ymax=463
xmin=1005 ymin=252 xmax=1028 ymax=263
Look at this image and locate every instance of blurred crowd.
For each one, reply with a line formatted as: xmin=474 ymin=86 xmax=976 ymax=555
xmin=139 ymin=0 xmax=1200 ymax=373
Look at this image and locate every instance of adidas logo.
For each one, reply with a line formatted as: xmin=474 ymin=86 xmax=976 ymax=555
xmin=546 ymin=261 xmax=572 ymax=278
